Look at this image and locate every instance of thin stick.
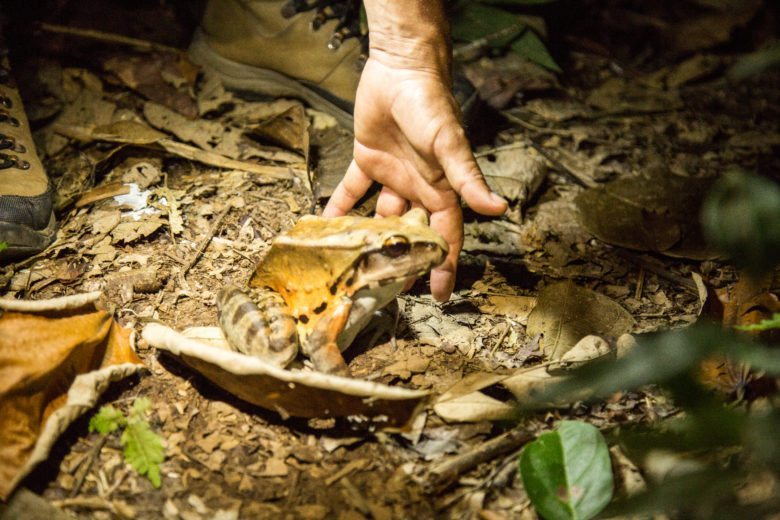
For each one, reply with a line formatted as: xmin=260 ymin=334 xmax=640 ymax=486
xmin=615 ymin=250 xmax=699 ymax=295
xmin=39 ymin=22 xmax=182 ymax=54
xmin=424 ymin=427 xmax=534 ymax=493
xmin=183 ymin=205 xmax=231 ymax=276
xmin=634 ymin=267 xmax=646 ymax=300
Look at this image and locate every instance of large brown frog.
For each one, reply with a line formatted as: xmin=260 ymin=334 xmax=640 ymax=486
xmin=217 ymin=208 xmax=447 ymax=376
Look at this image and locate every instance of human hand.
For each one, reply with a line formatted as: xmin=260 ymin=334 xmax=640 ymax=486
xmin=323 ymin=39 xmax=507 ymax=301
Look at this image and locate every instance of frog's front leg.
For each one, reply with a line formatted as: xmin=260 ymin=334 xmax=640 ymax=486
xmin=304 ymin=298 xmax=352 ymax=377
xmin=217 ymin=285 xmax=298 ymax=367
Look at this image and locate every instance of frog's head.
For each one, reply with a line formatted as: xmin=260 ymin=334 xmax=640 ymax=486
xmin=286 ymin=208 xmax=448 ymax=293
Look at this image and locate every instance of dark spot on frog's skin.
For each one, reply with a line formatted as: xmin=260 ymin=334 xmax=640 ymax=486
xmin=299 ymin=314 xmax=309 ymax=324
xmin=313 ymin=302 xmax=327 ymax=314
xmin=329 ymin=284 xmax=338 ymax=295
xmin=344 ymin=276 xmax=354 ymax=287
xmin=293 ymin=316 xmax=299 ymax=324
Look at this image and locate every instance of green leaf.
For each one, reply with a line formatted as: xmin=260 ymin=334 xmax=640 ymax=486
xmin=701 ymin=168 xmax=780 ymax=274
xmin=520 ymin=421 xmax=613 ymax=520
xmin=735 ymin=313 xmax=780 ymax=331
xmin=451 ymin=2 xmax=526 ymax=47
xmin=0 ymin=242 xmax=7 ymax=253
xmin=89 ymin=406 xmax=126 ymax=435
xmin=121 ymin=418 xmax=165 ymax=488
xmin=130 ymin=397 xmax=152 ymax=419
xmin=510 ymin=29 xmax=562 ymax=72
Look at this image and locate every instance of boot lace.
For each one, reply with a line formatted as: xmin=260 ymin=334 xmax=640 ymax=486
xmin=0 ymin=55 xmax=30 ymax=171
xmin=280 ymin=0 xmax=366 ymax=54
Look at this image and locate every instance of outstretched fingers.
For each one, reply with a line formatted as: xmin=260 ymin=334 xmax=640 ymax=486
xmin=433 ymin=121 xmax=507 ymax=217
xmin=323 ymin=160 xmax=374 ymax=217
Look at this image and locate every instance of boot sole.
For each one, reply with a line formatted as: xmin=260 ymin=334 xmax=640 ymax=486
xmin=189 ymin=29 xmax=354 ymax=129
xmin=0 ymin=211 xmax=57 ymax=262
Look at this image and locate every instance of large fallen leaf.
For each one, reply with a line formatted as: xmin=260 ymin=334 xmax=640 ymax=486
xmin=519 ymin=421 xmax=614 ymax=520
xmin=143 ymin=324 xmax=428 ymax=429
xmin=575 ymin=173 xmax=717 ymax=259
xmin=0 ymin=292 xmax=144 ymax=500
xmin=527 ymin=281 xmax=634 ymax=361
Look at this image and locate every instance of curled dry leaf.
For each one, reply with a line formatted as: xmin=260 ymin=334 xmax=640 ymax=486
xmin=434 ymin=366 xmax=560 ymax=423
xmin=527 ymin=280 xmax=635 ymax=361
xmin=143 ymin=324 xmax=428 ymax=429
xmin=0 ymin=292 xmax=144 ymax=500
xmin=475 ymin=143 xmax=547 ymax=210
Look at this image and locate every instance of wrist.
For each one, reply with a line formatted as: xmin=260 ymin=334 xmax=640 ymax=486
xmin=363 ymin=0 xmax=451 ymax=75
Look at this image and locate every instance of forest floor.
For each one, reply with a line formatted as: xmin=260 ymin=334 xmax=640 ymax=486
xmin=2 ymin=1 xmax=779 ymax=518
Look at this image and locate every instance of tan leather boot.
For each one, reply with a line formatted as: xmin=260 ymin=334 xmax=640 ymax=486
xmin=190 ymin=0 xmax=364 ymax=128
xmin=0 ymin=48 xmax=56 ymax=261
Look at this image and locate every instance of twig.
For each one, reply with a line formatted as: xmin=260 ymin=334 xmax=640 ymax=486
xmin=182 ymin=205 xmax=231 ymax=276
xmin=70 ymin=435 xmax=108 ymax=497
xmin=634 ymin=267 xmax=646 ymax=300
xmin=615 ymin=250 xmax=699 ymax=295
xmin=489 ymin=323 xmax=511 ymax=356
xmin=39 ymin=22 xmax=182 ymax=54
xmin=425 ymin=427 xmax=535 ymax=493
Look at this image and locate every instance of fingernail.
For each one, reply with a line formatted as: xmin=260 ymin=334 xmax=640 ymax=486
xmin=490 ymin=193 xmax=508 ymax=209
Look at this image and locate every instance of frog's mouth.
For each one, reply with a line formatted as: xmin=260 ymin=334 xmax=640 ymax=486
xmin=350 ymin=241 xmax=447 ymax=289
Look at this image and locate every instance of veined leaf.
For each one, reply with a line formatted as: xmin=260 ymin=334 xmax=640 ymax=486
xmin=89 ymin=405 xmax=125 ymax=435
xmin=452 ymin=2 xmax=526 ymax=47
xmin=520 ymin=421 xmax=613 ymax=520
xmin=511 ymin=29 xmax=562 ymax=72
xmin=121 ymin=418 xmax=165 ymax=488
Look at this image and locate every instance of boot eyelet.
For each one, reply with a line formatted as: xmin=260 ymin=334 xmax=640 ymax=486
xmin=0 ymin=153 xmax=14 ymax=169
xmin=0 ymin=96 xmax=11 ymax=108
xmin=16 ymin=159 xmax=30 ymax=170
xmin=13 ymin=143 xmax=25 ymax=153
xmin=328 ymin=34 xmax=343 ymax=51
xmin=0 ymin=113 xmax=19 ymax=127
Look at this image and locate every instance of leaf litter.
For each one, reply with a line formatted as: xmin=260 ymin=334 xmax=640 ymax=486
xmin=2 ymin=2 xmax=778 ymax=519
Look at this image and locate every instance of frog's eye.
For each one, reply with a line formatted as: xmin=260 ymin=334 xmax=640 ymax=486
xmin=382 ymin=236 xmax=410 ymax=258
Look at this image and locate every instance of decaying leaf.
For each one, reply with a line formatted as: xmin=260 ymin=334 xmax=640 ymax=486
xmin=143 ymin=324 xmax=428 ymax=428
xmin=104 ymin=52 xmax=198 ymax=118
xmin=575 ymin=173 xmax=717 ymax=259
xmin=52 ymin=120 xmax=299 ymax=183
xmin=476 ymin=143 xmax=547 ymax=209
xmin=246 ymin=104 xmax=310 ymax=156
xmin=586 ymin=77 xmax=683 ymax=114
xmin=0 ymin=292 xmax=144 ymax=500
xmin=527 ymin=281 xmax=634 ymax=361
xmin=478 ymin=294 xmax=537 ymax=324
xmin=434 ymin=367 xmax=560 ymax=423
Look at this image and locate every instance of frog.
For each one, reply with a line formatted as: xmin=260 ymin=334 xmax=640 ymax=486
xmin=216 ymin=208 xmax=448 ymax=377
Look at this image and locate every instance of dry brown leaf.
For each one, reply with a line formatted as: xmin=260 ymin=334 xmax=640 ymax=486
xmin=144 ymin=324 xmax=428 ymax=429
xmin=575 ymin=173 xmax=717 ymax=259
xmin=0 ymin=293 xmax=143 ymax=500
xmin=104 ymin=52 xmax=198 ymax=118
xmin=476 ymin=143 xmax=547 ymax=209
xmin=52 ymin=121 xmax=298 ymax=182
xmin=479 ymin=294 xmax=537 ymax=323
xmin=527 ymin=280 xmax=635 ymax=361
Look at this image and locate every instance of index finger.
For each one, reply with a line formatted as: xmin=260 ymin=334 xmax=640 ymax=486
xmin=323 ymin=160 xmax=374 ymax=217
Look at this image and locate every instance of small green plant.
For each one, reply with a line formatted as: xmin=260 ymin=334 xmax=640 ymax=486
xmin=0 ymin=242 xmax=7 ymax=253
xmin=89 ymin=397 xmax=165 ymax=488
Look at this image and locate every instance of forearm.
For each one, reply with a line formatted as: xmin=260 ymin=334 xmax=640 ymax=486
xmin=362 ymin=0 xmax=451 ymax=76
